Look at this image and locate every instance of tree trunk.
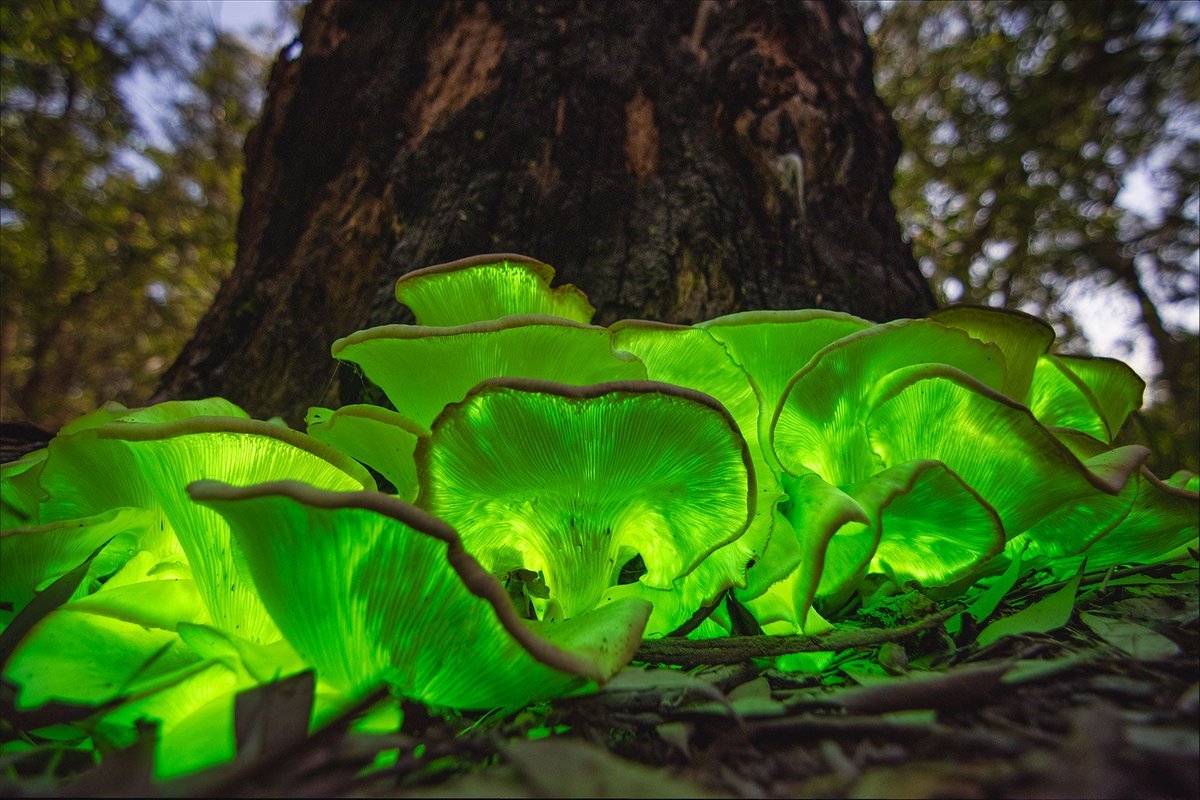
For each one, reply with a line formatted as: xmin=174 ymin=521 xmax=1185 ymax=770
xmin=155 ymin=0 xmax=933 ymax=423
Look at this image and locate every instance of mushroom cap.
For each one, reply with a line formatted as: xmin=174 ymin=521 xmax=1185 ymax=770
xmin=417 ymin=378 xmax=756 ymax=619
xmin=306 ymin=404 xmax=427 ymax=500
xmin=1028 ymin=354 xmax=1145 ymax=443
xmin=866 ymin=364 xmax=1145 ymax=548
xmin=772 ymin=318 xmax=1007 ymax=485
xmin=0 ymin=448 xmax=48 ymax=529
xmin=394 ymin=253 xmax=595 ymax=326
xmin=1016 ymin=428 xmax=1199 ymax=569
xmin=190 ymin=480 xmax=652 ymax=709
xmin=930 ymin=305 xmax=1056 ymax=401
xmin=609 ymin=321 xmax=777 ymax=623
xmin=333 ymin=316 xmax=645 ymax=429
xmin=697 ymin=309 xmax=872 ymax=412
xmin=35 ymin=415 xmax=374 ymax=644
xmin=0 ymin=508 xmax=149 ymax=627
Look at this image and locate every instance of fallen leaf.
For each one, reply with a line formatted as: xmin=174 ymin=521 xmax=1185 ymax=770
xmin=825 ymin=662 xmax=1010 ymax=714
xmin=1079 ymin=613 xmax=1181 ymax=660
xmin=502 ymin=738 xmax=724 ymax=798
xmin=976 ymin=566 xmax=1082 ymax=647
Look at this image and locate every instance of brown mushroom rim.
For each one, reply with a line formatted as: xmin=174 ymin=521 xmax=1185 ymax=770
xmin=96 ymin=416 xmax=377 ymax=490
xmin=313 ymin=405 xmax=431 ymax=439
xmin=697 ymin=308 xmax=875 ymax=329
xmin=397 ymin=253 xmax=558 ymax=287
xmin=331 ymin=314 xmax=614 ymax=353
xmin=185 ymin=479 xmax=626 ymax=683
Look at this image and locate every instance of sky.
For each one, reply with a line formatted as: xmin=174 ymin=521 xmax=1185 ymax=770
xmin=104 ymin=0 xmax=1196 ymax=389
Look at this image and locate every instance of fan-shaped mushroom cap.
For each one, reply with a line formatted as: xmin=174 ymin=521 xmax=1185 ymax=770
xmin=1016 ymin=428 xmax=1199 ymax=569
xmin=0 ymin=448 xmax=48 ymax=529
xmin=394 ymin=254 xmax=595 ymax=325
xmin=930 ymin=305 xmax=1056 ymax=401
xmin=418 ymin=379 xmax=756 ymax=619
xmin=0 ymin=508 xmax=149 ymax=626
xmin=306 ymin=405 xmax=427 ymax=499
xmin=1028 ymin=354 xmax=1145 ymax=443
xmin=773 ymin=318 xmax=1007 ymax=485
xmin=698 ymin=309 xmax=872 ymax=426
xmin=190 ymin=480 xmax=652 ymax=709
xmin=866 ymin=365 xmax=1146 ymax=547
xmin=35 ymin=416 xmax=374 ymax=644
xmin=333 ymin=316 xmax=645 ymax=429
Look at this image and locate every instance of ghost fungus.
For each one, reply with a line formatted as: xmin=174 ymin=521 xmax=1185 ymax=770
xmin=417 ymin=378 xmax=756 ymax=621
xmin=306 ymin=404 xmax=426 ymax=499
xmin=35 ymin=413 xmax=375 ymax=644
xmin=6 ymin=578 xmax=210 ymax=710
xmin=766 ymin=319 xmax=1009 ymax=618
xmin=394 ymin=253 xmax=595 ymax=326
xmin=773 ymin=318 xmax=1007 ymax=486
xmin=0 ymin=448 xmax=48 ymax=529
xmin=189 ymin=480 xmax=652 ymax=709
xmin=1027 ymin=353 xmax=1145 ymax=443
xmin=608 ymin=321 xmax=776 ymax=631
xmin=0 ymin=508 xmax=150 ymax=627
xmin=333 ymin=316 xmax=645 ymax=429
xmin=929 ymin=305 xmax=1056 ymax=401
xmin=1019 ymin=427 xmax=1200 ymax=569
xmin=866 ymin=364 xmax=1146 ymax=548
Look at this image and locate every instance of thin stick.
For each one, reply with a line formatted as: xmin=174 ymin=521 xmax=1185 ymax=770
xmin=634 ymin=606 xmax=960 ymax=666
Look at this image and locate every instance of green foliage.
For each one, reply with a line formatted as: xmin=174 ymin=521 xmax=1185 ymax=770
xmin=0 ymin=0 xmax=266 ymax=427
xmin=863 ymin=0 xmax=1200 ymax=472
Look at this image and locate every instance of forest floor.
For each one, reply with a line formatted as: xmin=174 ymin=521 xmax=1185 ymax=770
xmin=21 ymin=557 xmax=1195 ymax=799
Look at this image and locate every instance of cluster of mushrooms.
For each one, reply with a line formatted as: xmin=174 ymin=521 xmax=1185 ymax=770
xmin=2 ymin=254 xmax=1197 ymax=777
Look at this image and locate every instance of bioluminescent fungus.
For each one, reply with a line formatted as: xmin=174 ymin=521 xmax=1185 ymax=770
xmin=417 ymin=378 xmax=755 ymax=625
xmin=305 ymin=404 xmax=428 ymax=500
xmin=190 ymin=479 xmax=651 ymax=707
xmin=394 ymin=253 xmax=595 ymax=326
xmin=1 ymin=253 xmax=1196 ymax=782
xmin=332 ymin=316 xmax=645 ymax=429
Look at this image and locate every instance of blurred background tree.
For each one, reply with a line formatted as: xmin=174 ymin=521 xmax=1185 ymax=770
xmin=1 ymin=0 xmax=1196 ymax=472
xmin=0 ymin=0 xmax=273 ymax=426
xmin=862 ymin=0 xmax=1199 ymax=472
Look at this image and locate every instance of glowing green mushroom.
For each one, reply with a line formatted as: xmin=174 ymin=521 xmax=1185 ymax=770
xmin=608 ymin=321 xmax=775 ymax=629
xmin=189 ymin=480 xmax=652 ymax=708
xmin=418 ymin=378 xmax=756 ymax=621
xmin=0 ymin=448 xmax=48 ymax=528
xmin=306 ymin=404 xmax=426 ymax=499
xmin=698 ymin=309 xmax=872 ymax=449
xmin=773 ymin=319 xmax=1007 ymax=485
xmin=867 ymin=365 xmax=1146 ymax=549
xmin=333 ymin=316 xmax=645 ymax=429
xmin=1017 ymin=427 xmax=1199 ymax=569
xmin=35 ymin=415 xmax=375 ymax=643
xmin=764 ymin=320 xmax=1010 ymax=617
xmin=928 ymin=305 xmax=1056 ymax=401
xmin=394 ymin=253 xmax=595 ymax=325
xmin=1027 ymin=354 xmax=1145 ymax=443
xmin=0 ymin=508 xmax=149 ymax=627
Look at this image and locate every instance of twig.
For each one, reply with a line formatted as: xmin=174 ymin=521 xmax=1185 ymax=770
xmin=634 ymin=606 xmax=961 ymax=666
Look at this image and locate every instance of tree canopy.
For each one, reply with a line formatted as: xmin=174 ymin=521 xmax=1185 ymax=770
xmin=0 ymin=0 xmax=271 ymax=426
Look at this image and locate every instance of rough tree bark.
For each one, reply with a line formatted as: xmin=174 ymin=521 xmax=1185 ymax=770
xmin=155 ymin=0 xmax=934 ymax=422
